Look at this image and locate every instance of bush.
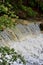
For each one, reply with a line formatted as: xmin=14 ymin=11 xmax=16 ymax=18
xmin=39 ymin=2 xmax=43 ymax=11
xmin=0 ymin=0 xmax=43 ymax=19
xmin=0 ymin=15 xmax=14 ymax=31
xmin=27 ymin=7 xmax=38 ymax=17
xmin=0 ymin=3 xmax=18 ymax=18
xmin=8 ymin=11 xmax=19 ymax=18
xmin=20 ymin=5 xmax=38 ymax=17
xmin=19 ymin=5 xmax=27 ymax=11
xmin=0 ymin=4 xmax=8 ymax=14
xmin=28 ymin=0 xmax=36 ymax=7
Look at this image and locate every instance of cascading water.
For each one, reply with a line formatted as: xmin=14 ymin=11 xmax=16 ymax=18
xmin=0 ymin=23 xmax=43 ymax=65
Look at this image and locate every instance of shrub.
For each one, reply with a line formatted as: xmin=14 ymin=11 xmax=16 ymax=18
xmin=8 ymin=11 xmax=19 ymax=18
xmin=39 ymin=2 xmax=43 ymax=11
xmin=0 ymin=4 xmax=8 ymax=14
xmin=0 ymin=3 xmax=18 ymax=18
xmin=27 ymin=7 xmax=38 ymax=17
xmin=28 ymin=0 xmax=36 ymax=7
xmin=0 ymin=15 xmax=14 ymax=31
xmin=19 ymin=5 xmax=27 ymax=11
xmin=18 ymin=5 xmax=38 ymax=17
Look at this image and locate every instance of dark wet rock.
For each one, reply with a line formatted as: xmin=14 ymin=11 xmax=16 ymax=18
xmin=39 ymin=23 xmax=43 ymax=31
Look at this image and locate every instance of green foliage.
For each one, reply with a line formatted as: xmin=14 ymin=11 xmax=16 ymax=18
xmin=0 ymin=3 xmax=18 ymax=18
xmin=0 ymin=15 xmax=14 ymax=31
xmin=28 ymin=0 xmax=36 ymax=7
xmin=0 ymin=4 xmax=8 ymax=14
xmin=20 ymin=5 xmax=27 ymax=11
xmin=8 ymin=11 xmax=19 ymax=18
xmin=0 ymin=46 xmax=26 ymax=65
xmin=5 ymin=2 xmax=13 ymax=9
xmin=39 ymin=2 xmax=43 ymax=11
xmin=0 ymin=0 xmax=43 ymax=19
xmin=17 ymin=0 xmax=23 ymax=5
xmin=27 ymin=7 xmax=38 ymax=17
xmin=20 ymin=5 xmax=38 ymax=17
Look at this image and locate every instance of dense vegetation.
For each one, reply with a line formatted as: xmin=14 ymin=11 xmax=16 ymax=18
xmin=0 ymin=0 xmax=43 ymax=18
xmin=0 ymin=15 xmax=15 ymax=31
xmin=0 ymin=0 xmax=43 ymax=30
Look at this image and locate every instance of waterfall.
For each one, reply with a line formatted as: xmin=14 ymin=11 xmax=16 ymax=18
xmin=0 ymin=23 xmax=43 ymax=65
xmin=27 ymin=23 xmax=40 ymax=35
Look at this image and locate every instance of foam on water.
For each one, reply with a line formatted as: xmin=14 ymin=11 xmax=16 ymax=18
xmin=0 ymin=23 xmax=43 ymax=65
xmin=9 ymin=34 xmax=43 ymax=65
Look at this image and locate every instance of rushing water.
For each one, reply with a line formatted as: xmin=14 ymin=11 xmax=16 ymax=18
xmin=0 ymin=23 xmax=43 ymax=65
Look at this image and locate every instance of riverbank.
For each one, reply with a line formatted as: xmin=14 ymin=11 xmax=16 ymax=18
xmin=12 ymin=18 xmax=43 ymax=32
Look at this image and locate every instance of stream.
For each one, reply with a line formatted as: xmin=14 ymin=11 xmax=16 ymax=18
xmin=0 ymin=23 xmax=43 ymax=65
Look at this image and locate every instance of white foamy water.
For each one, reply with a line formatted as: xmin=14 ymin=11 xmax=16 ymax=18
xmin=9 ymin=34 xmax=43 ymax=65
xmin=0 ymin=23 xmax=43 ymax=65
